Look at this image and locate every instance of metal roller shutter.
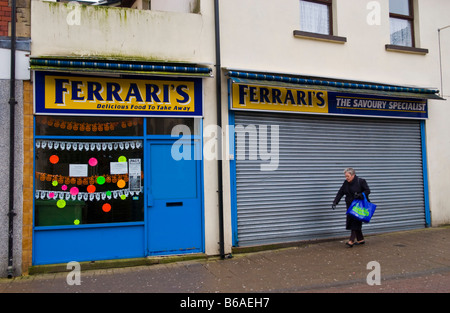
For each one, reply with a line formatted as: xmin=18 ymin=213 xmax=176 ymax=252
xmin=234 ymin=112 xmax=426 ymax=247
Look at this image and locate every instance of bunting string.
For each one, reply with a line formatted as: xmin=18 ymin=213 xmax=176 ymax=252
xmin=35 ymin=140 xmax=143 ymax=151
xmin=35 ymin=172 xmax=139 ymax=186
xmin=35 ymin=188 xmax=143 ymax=202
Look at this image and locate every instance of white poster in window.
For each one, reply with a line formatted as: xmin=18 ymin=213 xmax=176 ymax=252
xmin=128 ymin=159 xmax=141 ymax=192
xmin=69 ymin=164 xmax=88 ymax=177
xmin=110 ymin=162 xmax=128 ymax=175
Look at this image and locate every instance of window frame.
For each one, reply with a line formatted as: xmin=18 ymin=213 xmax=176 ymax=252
xmin=299 ymin=0 xmax=333 ymax=36
xmin=295 ymin=0 xmax=346 ymax=44
xmin=389 ymin=0 xmax=415 ymax=47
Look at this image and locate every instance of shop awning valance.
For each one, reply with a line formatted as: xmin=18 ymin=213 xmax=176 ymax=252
xmin=30 ymin=57 xmax=213 ymax=78
xmin=226 ymin=70 xmax=444 ymax=100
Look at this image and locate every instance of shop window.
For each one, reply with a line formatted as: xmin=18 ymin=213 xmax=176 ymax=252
xmin=146 ymin=118 xmax=198 ymax=135
xmin=34 ymin=116 xmax=144 ymax=227
xmin=299 ymin=0 xmax=332 ymax=35
xmin=389 ymin=0 xmax=414 ymax=47
xmin=149 ymin=0 xmax=200 ymax=13
xmin=35 ymin=116 xmax=143 ymax=137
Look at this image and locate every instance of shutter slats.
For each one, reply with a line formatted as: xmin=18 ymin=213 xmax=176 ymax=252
xmin=234 ymin=112 xmax=426 ymax=246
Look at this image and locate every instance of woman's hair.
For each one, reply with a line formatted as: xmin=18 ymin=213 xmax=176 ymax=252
xmin=344 ymin=167 xmax=355 ymax=175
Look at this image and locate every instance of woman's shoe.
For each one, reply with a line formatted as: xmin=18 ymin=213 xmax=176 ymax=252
xmin=355 ymin=240 xmax=365 ymax=245
xmin=346 ymin=241 xmax=354 ymax=248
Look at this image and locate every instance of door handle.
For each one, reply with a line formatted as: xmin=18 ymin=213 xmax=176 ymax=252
xmin=166 ymin=202 xmax=183 ymax=207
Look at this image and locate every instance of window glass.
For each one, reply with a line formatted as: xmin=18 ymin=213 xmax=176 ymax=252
xmin=35 ymin=116 xmax=143 ymax=137
xmin=147 ymin=118 xmax=197 ymax=135
xmin=390 ymin=18 xmax=413 ymax=47
xmin=299 ymin=0 xmax=330 ymax=35
xmin=35 ymin=138 xmax=144 ymax=226
xmin=150 ymin=0 xmax=199 ymax=13
xmin=389 ymin=0 xmax=410 ymax=16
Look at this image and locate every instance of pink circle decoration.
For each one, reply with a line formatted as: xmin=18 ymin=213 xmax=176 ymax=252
xmin=89 ymin=157 xmax=98 ymax=167
xmin=61 ymin=185 xmax=68 ymax=191
xmin=70 ymin=187 xmax=79 ymax=196
xmin=48 ymin=192 xmax=55 ymax=199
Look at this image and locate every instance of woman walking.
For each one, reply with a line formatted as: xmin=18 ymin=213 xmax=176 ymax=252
xmin=332 ymin=168 xmax=371 ymax=247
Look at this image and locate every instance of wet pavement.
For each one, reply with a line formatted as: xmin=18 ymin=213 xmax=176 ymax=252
xmin=1 ymin=226 xmax=449 ymax=295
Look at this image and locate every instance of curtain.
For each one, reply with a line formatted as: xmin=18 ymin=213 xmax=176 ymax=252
xmin=390 ymin=18 xmax=413 ymax=47
xmin=300 ymin=0 xmax=330 ymax=35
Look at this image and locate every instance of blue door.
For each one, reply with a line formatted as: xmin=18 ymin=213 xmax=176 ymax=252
xmin=146 ymin=140 xmax=203 ymax=255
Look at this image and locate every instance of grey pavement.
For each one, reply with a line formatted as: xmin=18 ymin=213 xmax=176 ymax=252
xmin=1 ymin=226 xmax=449 ymax=294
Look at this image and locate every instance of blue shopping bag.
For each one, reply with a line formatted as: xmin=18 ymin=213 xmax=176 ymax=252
xmin=346 ymin=193 xmax=377 ymax=223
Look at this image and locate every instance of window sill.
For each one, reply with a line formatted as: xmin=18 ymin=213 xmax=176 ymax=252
xmin=293 ymin=30 xmax=347 ymax=44
xmin=385 ymin=44 xmax=429 ymax=55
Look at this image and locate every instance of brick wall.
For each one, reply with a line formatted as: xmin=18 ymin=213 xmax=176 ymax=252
xmin=0 ymin=0 xmax=11 ymax=36
xmin=0 ymin=0 xmax=30 ymax=37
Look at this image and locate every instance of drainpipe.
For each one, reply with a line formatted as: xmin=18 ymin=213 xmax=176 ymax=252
xmin=214 ymin=0 xmax=225 ymax=259
xmin=7 ymin=0 xmax=17 ymax=279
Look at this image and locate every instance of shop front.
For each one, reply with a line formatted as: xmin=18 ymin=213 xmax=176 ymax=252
xmin=32 ymin=68 xmax=207 ymax=265
xmin=227 ymin=70 xmax=442 ymax=247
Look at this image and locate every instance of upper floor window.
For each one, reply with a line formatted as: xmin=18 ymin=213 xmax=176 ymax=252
xmin=299 ymin=0 xmax=332 ymax=35
xmin=389 ymin=0 xmax=414 ymax=47
xmin=149 ymin=0 xmax=199 ymax=13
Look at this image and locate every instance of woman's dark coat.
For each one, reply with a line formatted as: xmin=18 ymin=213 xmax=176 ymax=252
xmin=333 ymin=175 xmax=371 ymax=230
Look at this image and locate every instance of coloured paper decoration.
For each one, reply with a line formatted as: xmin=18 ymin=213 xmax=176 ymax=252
xmin=36 ymin=172 xmax=131 ymax=186
xmin=97 ymin=176 xmax=106 ymax=185
xmin=49 ymin=155 xmax=59 ymax=164
xmin=74 ymin=219 xmax=80 ymax=225
xmin=56 ymin=199 xmax=66 ymax=208
xmin=36 ymin=139 xmax=142 ymax=151
xmin=120 ymin=194 xmax=126 ymax=200
xmin=40 ymin=118 xmax=142 ymax=133
xmin=61 ymin=185 xmax=68 ymax=191
xmin=87 ymin=185 xmax=96 ymax=193
xmin=117 ymin=179 xmax=126 ymax=189
xmin=102 ymin=203 xmax=112 ymax=212
xmin=35 ymin=188 xmax=142 ymax=201
xmin=89 ymin=157 xmax=98 ymax=167
xmin=118 ymin=156 xmax=127 ymax=162
xmin=70 ymin=187 xmax=79 ymax=196
xmin=52 ymin=181 xmax=58 ymax=187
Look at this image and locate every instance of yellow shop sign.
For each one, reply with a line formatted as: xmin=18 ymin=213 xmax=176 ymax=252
xmin=35 ymin=72 xmax=203 ymax=117
xmin=231 ymin=82 xmax=328 ymax=114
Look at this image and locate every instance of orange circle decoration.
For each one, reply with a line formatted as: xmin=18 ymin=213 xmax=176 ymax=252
xmin=87 ymin=185 xmax=96 ymax=193
xmin=102 ymin=203 xmax=112 ymax=213
xmin=49 ymin=155 xmax=59 ymax=164
xmin=117 ymin=179 xmax=126 ymax=189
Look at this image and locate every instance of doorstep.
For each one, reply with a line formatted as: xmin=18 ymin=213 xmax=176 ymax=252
xmin=27 ymin=253 xmax=210 ymax=275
